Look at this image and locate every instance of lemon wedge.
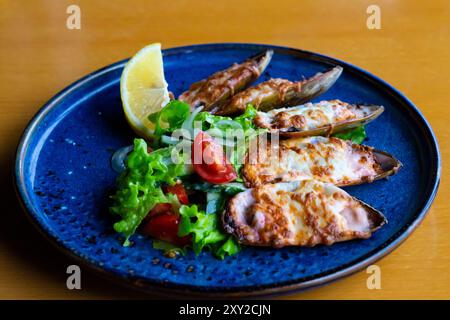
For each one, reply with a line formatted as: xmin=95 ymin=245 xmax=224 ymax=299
xmin=120 ymin=43 xmax=170 ymax=139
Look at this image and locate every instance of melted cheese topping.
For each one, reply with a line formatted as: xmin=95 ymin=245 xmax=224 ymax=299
xmin=254 ymin=100 xmax=369 ymax=132
xmin=226 ymin=180 xmax=377 ymax=247
xmin=243 ymin=136 xmax=382 ymax=187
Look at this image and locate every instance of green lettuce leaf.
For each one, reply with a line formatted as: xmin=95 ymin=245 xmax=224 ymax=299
xmin=333 ymin=126 xmax=366 ymax=144
xmin=212 ymin=236 xmax=241 ymax=260
xmin=148 ymin=100 xmax=191 ymax=145
xmin=194 ymin=112 xmax=238 ymax=131
xmin=194 ymin=104 xmax=259 ymax=133
xmin=178 ymin=204 xmax=239 ymax=258
xmin=233 ymin=104 xmax=258 ymax=131
xmin=109 ymin=138 xmax=187 ymax=245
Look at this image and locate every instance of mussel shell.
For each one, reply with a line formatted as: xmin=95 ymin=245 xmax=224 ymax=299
xmin=338 ymin=148 xmax=402 ymax=187
xmin=354 ymin=197 xmax=387 ymax=232
xmin=205 ymin=50 xmax=273 ymax=113
xmin=372 ymin=149 xmax=403 ymax=181
xmin=293 ymin=66 xmax=344 ymax=106
xmin=181 ymin=49 xmax=274 ymax=112
xmin=250 ymin=49 xmax=274 ymax=72
xmin=278 ymin=104 xmax=384 ymax=137
xmin=222 ymin=180 xmax=388 ymax=246
xmin=257 ymin=66 xmax=344 ymax=112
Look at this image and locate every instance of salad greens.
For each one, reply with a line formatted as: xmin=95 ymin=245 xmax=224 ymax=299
xmin=333 ymin=125 xmax=366 ymax=144
xmin=193 ymin=102 xmax=258 ymax=133
xmin=181 ymin=179 xmax=244 ymax=258
xmin=213 ymin=236 xmax=241 ymax=260
xmin=148 ymin=100 xmax=266 ymax=176
xmin=110 ymin=100 xmax=254 ymax=258
xmin=110 ymin=139 xmax=188 ymax=245
xmin=178 ymin=204 xmax=240 ymax=259
xmin=147 ymin=100 xmax=191 ymax=146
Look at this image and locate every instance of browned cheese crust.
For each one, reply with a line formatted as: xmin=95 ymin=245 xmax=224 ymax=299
xmin=223 ymin=180 xmax=385 ymax=247
xmin=242 ymin=137 xmax=386 ymax=187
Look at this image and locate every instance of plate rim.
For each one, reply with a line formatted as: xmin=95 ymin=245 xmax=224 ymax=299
xmin=14 ymin=43 xmax=441 ymax=297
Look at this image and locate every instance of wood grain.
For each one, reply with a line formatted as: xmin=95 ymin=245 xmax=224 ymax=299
xmin=0 ymin=0 xmax=448 ymax=299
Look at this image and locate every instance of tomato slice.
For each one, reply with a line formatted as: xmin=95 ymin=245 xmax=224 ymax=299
xmin=142 ymin=183 xmax=190 ymax=246
xmin=191 ymin=132 xmax=237 ymax=184
xmin=142 ymin=202 xmax=172 ymax=224
xmin=142 ymin=213 xmax=191 ymax=247
xmin=149 ymin=203 xmax=172 ymax=216
xmin=163 ymin=184 xmax=189 ymax=205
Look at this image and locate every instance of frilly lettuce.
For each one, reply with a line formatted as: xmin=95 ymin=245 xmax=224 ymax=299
xmin=178 ymin=204 xmax=240 ymax=259
xmin=110 ymin=138 xmax=187 ymax=245
xmin=147 ymin=100 xmax=191 ymax=146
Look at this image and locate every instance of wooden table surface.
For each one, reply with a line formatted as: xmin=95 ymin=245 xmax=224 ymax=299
xmin=0 ymin=0 xmax=449 ymax=299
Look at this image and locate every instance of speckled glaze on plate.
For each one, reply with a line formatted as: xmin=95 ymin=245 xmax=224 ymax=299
xmin=15 ymin=43 xmax=440 ymax=297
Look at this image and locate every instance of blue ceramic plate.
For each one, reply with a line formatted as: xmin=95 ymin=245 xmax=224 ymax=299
xmin=15 ymin=44 xmax=440 ymax=297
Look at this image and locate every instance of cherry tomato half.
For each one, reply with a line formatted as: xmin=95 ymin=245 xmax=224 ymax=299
xmin=142 ymin=213 xmax=191 ymax=247
xmin=163 ymin=184 xmax=189 ymax=205
xmin=142 ymin=202 xmax=173 ymax=225
xmin=148 ymin=203 xmax=172 ymax=217
xmin=141 ymin=183 xmax=190 ymax=246
xmin=191 ymin=132 xmax=237 ymax=184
